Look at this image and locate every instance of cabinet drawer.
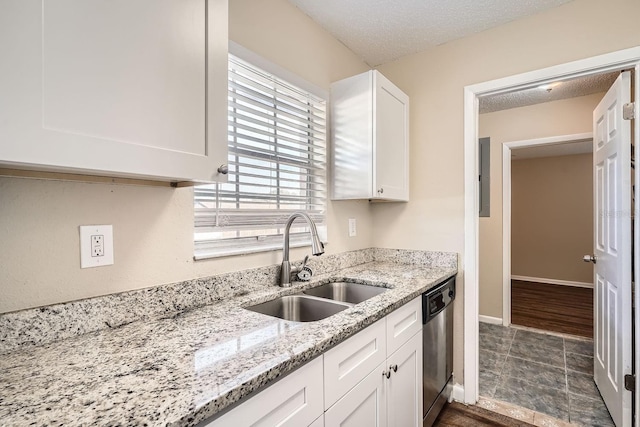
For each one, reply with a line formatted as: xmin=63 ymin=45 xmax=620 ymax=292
xmin=206 ymin=356 xmax=323 ymax=427
xmin=324 ymin=361 xmax=387 ymax=427
xmin=386 ymin=296 xmax=421 ymax=356
xmin=324 ymin=319 xmax=386 ymax=409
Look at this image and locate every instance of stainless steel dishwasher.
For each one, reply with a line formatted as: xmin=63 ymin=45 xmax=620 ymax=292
xmin=422 ymin=276 xmax=455 ymax=427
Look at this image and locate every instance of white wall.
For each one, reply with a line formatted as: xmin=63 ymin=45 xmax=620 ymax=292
xmin=0 ymin=0 xmax=372 ymax=314
xmin=375 ymin=0 xmax=640 ymax=383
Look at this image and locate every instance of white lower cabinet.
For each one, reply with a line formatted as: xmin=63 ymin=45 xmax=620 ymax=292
xmin=206 ymin=356 xmax=323 ymax=427
xmin=324 ymin=296 xmax=423 ymax=427
xmin=324 ymin=327 xmax=422 ymax=427
xmin=204 ymin=296 xmax=423 ymax=427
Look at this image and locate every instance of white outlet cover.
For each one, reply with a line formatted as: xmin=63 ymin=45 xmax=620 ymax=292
xmin=348 ymin=218 xmax=357 ymax=237
xmin=79 ymin=225 xmax=114 ymax=268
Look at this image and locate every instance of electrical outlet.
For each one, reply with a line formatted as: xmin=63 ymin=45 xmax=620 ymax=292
xmin=80 ymin=225 xmax=114 ymax=268
xmin=348 ymin=218 xmax=357 ymax=237
xmin=91 ymin=235 xmax=104 ymax=257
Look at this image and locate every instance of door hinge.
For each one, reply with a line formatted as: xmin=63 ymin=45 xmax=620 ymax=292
xmin=625 ymin=374 xmax=635 ymax=392
xmin=623 ymin=102 xmax=635 ymax=120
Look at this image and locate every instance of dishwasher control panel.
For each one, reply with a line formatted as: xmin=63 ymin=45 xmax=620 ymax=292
xmin=423 ymin=276 xmax=456 ymax=323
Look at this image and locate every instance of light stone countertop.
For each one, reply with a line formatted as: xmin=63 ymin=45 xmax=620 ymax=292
xmin=0 ymin=260 xmax=456 ymax=427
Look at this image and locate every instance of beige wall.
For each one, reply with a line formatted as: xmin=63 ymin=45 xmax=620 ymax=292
xmin=375 ymin=0 xmax=640 ymax=383
xmin=0 ymin=0 xmax=371 ymax=314
xmin=511 ymin=154 xmax=593 ymax=283
xmin=478 ymin=93 xmax=602 ymax=318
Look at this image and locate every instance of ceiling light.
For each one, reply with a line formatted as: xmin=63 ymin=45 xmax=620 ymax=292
xmin=538 ymin=82 xmax=562 ymax=92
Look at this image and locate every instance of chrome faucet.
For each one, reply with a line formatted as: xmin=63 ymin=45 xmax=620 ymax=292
xmin=280 ymin=212 xmax=325 ymax=287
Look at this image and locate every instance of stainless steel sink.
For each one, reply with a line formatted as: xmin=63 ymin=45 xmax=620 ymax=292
xmin=245 ymin=295 xmax=350 ymax=322
xmin=303 ymin=282 xmax=387 ymax=304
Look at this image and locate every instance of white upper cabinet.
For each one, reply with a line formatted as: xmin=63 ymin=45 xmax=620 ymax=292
xmin=331 ymin=70 xmax=409 ymax=201
xmin=0 ymin=0 xmax=228 ymax=183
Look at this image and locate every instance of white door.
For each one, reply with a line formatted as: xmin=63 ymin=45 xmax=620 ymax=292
xmin=592 ymin=70 xmax=633 ymax=427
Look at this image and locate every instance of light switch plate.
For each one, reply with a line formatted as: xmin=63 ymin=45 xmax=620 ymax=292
xmin=79 ymin=225 xmax=114 ymax=268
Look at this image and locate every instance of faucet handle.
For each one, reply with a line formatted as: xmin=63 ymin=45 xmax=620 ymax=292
xmin=296 ymin=256 xmax=313 ymax=281
xmin=297 ymin=266 xmax=313 ymax=281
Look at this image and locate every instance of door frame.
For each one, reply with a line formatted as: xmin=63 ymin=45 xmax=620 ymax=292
xmin=462 ymin=46 xmax=640 ymax=417
xmin=501 ymin=132 xmax=594 ymax=325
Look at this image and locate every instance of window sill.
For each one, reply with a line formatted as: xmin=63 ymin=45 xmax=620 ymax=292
xmin=194 ymin=240 xmax=327 ymax=261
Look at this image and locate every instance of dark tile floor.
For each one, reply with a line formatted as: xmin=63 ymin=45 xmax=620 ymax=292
xmin=479 ymin=322 xmax=614 ymax=427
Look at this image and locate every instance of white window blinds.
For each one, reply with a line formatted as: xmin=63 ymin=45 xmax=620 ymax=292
xmin=194 ymin=54 xmax=327 ymax=259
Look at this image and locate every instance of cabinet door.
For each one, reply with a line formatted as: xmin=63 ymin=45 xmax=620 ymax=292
xmin=325 ymin=362 xmax=387 ymax=427
xmin=372 ymin=71 xmax=409 ymax=201
xmin=0 ymin=0 xmax=227 ymax=182
xmin=330 ymin=71 xmax=374 ymax=200
xmin=205 ymin=357 xmax=324 ymax=427
xmin=387 ymin=332 xmax=422 ymax=427
xmin=324 ymin=319 xmax=386 ymax=409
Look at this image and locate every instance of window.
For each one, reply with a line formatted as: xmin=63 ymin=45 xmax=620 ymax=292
xmin=194 ymin=51 xmax=327 ymax=259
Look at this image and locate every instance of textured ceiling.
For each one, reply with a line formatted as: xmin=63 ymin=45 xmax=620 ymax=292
xmin=511 ymin=139 xmax=592 ymax=160
xmin=288 ymin=0 xmax=574 ymax=66
xmin=480 ymin=72 xmax=619 ymax=113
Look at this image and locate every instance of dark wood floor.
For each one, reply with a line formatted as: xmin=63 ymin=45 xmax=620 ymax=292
xmin=511 ymin=280 xmax=593 ymax=338
xmin=434 ymin=402 xmax=535 ymax=426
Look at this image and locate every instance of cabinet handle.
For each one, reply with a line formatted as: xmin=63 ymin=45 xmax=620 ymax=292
xmin=378 ymin=187 xmax=384 ymax=194
xmin=217 ymin=164 xmax=229 ymax=174
xmin=390 ymin=364 xmax=398 ymax=373
xmin=382 ymin=370 xmax=391 ymax=379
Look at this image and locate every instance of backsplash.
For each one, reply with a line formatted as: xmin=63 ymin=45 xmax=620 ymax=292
xmin=0 ymin=248 xmax=456 ymax=354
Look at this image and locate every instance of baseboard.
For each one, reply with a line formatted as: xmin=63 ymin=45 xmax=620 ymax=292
xmin=479 ymin=315 xmax=503 ymax=325
xmin=511 ymin=275 xmax=593 ymax=289
xmin=451 ymin=383 xmax=465 ymax=403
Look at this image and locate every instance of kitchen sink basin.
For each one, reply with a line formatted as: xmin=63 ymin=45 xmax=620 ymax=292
xmin=303 ymin=282 xmax=387 ymax=304
xmin=245 ymin=295 xmax=350 ymax=322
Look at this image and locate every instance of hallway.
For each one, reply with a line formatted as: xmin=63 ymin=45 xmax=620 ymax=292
xmin=479 ymin=322 xmax=613 ymax=426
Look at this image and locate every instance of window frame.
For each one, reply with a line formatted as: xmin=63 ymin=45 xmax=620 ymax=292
xmin=193 ymin=42 xmax=329 ymax=260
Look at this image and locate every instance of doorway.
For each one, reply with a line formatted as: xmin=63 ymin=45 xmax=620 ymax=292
xmin=503 ymin=135 xmax=595 ymax=338
xmin=462 ymin=47 xmax=640 ymax=427
xmin=478 ymin=133 xmax=613 ymax=424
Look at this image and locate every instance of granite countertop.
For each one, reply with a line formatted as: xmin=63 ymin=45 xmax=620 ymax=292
xmin=0 ymin=260 xmax=456 ymax=426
